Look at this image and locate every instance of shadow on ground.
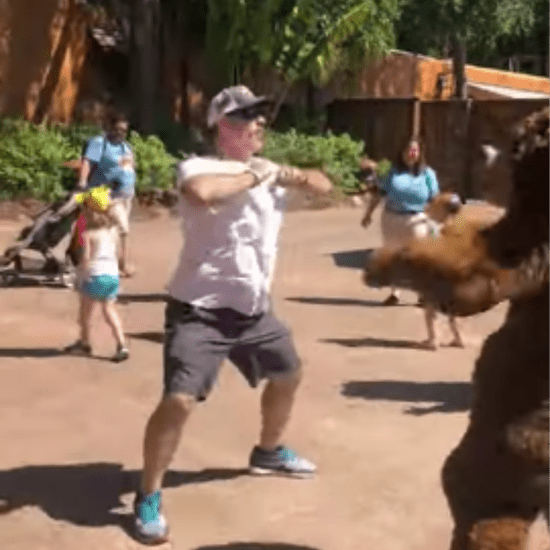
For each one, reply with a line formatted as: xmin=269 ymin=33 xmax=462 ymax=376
xmin=192 ymin=544 xmax=319 ymax=550
xmin=341 ymin=380 xmax=472 ymax=415
xmin=0 ymin=347 xmax=122 ymax=363
xmin=0 ymin=347 xmax=65 ymax=358
xmin=0 ymin=275 xmax=69 ymax=289
xmin=118 ymin=293 xmax=167 ymax=305
xmin=286 ymin=296 xmax=404 ymax=308
xmin=0 ymin=462 xmax=248 ymax=530
xmin=128 ymin=331 xmax=164 ymax=344
xmin=329 ymin=249 xmax=375 ymax=270
xmin=321 ymin=337 xmax=427 ymax=350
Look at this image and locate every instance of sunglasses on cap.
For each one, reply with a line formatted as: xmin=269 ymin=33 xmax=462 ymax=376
xmin=225 ymin=104 xmax=270 ymax=122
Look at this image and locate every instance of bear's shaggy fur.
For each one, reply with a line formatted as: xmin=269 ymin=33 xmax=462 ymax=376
xmin=364 ymin=107 xmax=549 ymax=549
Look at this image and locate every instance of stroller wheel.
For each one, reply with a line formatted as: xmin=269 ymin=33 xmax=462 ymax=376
xmin=60 ymin=270 xmax=76 ymax=289
xmin=1 ymin=272 xmax=19 ymax=287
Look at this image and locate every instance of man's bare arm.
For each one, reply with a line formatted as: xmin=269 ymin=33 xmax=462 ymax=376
xmin=278 ymin=166 xmax=333 ymax=194
xmin=182 ymin=172 xmax=259 ymax=204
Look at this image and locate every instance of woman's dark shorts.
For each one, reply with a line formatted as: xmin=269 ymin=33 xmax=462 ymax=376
xmin=163 ymin=299 xmax=301 ymax=401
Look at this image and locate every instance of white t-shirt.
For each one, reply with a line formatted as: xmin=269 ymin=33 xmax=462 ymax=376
xmin=166 ymin=155 xmax=287 ymax=316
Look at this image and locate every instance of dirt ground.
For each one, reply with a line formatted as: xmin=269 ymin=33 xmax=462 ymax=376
xmin=0 ymin=206 xmax=543 ymax=550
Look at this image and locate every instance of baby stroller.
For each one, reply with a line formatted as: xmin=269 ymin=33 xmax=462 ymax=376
xmin=0 ymin=192 xmax=82 ymax=287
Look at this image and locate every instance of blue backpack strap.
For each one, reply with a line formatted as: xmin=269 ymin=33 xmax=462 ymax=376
xmin=81 ymin=134 xmax=107 ymax=161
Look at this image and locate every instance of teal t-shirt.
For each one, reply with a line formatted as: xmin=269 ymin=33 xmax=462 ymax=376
xmin=380 ymin=167 xmax=439 ymax=213
xmin=84 ymin=135 xmax=136 ymax=197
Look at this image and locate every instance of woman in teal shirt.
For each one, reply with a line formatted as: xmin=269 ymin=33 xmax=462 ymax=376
xmin=361 ymin=137 xmax=439 ymax=305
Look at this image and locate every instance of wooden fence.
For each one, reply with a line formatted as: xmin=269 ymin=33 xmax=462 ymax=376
xmin=326 ymin=97 xmax=548 ymax=206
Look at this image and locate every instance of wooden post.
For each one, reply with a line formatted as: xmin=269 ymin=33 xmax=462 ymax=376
xmin=451 ymin=36 xmax=468 ymax=99
xmin=412 ymin=97 xmax=421 ymax=138
xmin=463 ymin=98 xmax=474 ymax=199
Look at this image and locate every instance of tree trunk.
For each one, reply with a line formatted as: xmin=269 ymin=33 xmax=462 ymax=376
xmin=306 ymin=78 xmax=316 ymax=119
xmin=269 ymin=80 xmax=293 ymax=127
xmin=130 ymin=0 xmax=161 ymax=134
xmin=451 ymin=35 xmax=467 ymax=99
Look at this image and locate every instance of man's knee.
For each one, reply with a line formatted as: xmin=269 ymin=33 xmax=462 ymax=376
xmin=268 ymin=365 xmax=303 ymax=392
xmin=159 ymin=393 xmax=196 ymax=420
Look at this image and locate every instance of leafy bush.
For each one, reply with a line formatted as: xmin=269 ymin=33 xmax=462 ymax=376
xmin=0 ymin=118 xmax=385 ymax=201
xmin=62 ymin=123 xmax=102 ymax=151
xmin=0 ymin=119 xmax=179 ymax=201
xmin=0 ymin=120 xmax=80 ymax=201
xmin=375 ymin=158 xmax=392 ymax=180
xmin=262 ymin=129 xmax=366 ymax=191
xmin=127 ymin=131 xmax=178 ymax=192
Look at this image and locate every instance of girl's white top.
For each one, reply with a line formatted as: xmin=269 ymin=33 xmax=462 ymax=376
xmin=86 ymin=227 xmax=119 ymax=278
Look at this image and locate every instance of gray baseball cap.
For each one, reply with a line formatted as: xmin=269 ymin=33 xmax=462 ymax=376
xmin=207 ymin=85 xmax=271 ymax=128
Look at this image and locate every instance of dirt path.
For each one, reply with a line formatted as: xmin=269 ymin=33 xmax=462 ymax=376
xmin=0 ymin=207 xmax=512 ymax=550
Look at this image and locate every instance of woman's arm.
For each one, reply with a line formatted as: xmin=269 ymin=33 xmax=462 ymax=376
xmin=361 ymin=167 xmax=392 ymax=227
xmin=361 ymin=191 xmax=383 ymax=228
xmin=425 ymin=167 xmax=440 ymax=201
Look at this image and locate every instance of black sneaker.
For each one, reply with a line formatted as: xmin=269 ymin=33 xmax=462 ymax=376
xmin=64 ymin=341 xmax=92 ymax=356
xmin=249 ymin=445 xmax=317 ymax=478
xmin=382 ymin=294 xmax=399 ymax=306
xmin=112 ymin=346 xmax=129 ymax=363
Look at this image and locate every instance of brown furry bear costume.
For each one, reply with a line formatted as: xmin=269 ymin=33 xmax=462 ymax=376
xmin=364 ymin=107 xmax=549 ymax=549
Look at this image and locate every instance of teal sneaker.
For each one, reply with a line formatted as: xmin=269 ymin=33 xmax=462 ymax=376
xmin=249 ymin=445 xmax=317 ymax=478
xmin=133 ymin=490 xmax=169 ymax=545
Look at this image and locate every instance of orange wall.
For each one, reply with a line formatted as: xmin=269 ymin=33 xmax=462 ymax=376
xmin=0 ymin=0 xmax=89 ymax=123
xmin=325 ymin=53 xmax=548 ymax=102
xmin=325 ymin=51 xmax=417 ymax=99
xmin=416 ymin=58 xmax=454 ymax=100
xmin=324 ymin=52 xmax=454 ymax=101
xmin=465 ymin=65 xmax=549 ymax=94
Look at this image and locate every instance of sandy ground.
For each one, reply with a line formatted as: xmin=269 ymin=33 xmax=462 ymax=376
xmin=0 ymin=206 xmax=544 ymax=550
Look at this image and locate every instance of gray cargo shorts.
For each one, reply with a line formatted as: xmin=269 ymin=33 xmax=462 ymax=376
xmin=163 ymin=299 xmax=301 ymax=401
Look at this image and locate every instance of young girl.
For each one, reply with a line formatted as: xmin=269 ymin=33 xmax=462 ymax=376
xmin=65 ymin=186 xmax=129 ymax=362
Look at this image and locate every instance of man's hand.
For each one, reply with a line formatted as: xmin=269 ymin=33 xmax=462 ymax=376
xmin=247 ymin=157 xmax=277 ymax=184
xmin=278 ymin=165 xmax=308 ymax=188
xmin=278 ymin=165 xmax=333 ymax=194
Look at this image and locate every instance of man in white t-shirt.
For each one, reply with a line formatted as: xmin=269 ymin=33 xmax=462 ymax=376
xmin=133 ymin=85 xmax=333 ymax=544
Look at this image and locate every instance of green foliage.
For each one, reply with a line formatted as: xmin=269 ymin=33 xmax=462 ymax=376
xmin=396 ymin=0 xmax=542 ymax=67
xmin=0 ymin=120 xmax=80 ymax=201
xmin=204 ymin=0 xmax=400 ymax=90
xmin=127 ymin=131 xmax=178 ymax=191
xmin=375 ymin=158 xmax=391 ymax=180
xmin=0 ymin=119 xmax=179 ymax=201
xmin=271 ymin=0 xmax=400 ymax=85
xmin=262 ymin=129 xmax=366 ymax=191
xmin=0 ymin=118 xmax=374 ymax=201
